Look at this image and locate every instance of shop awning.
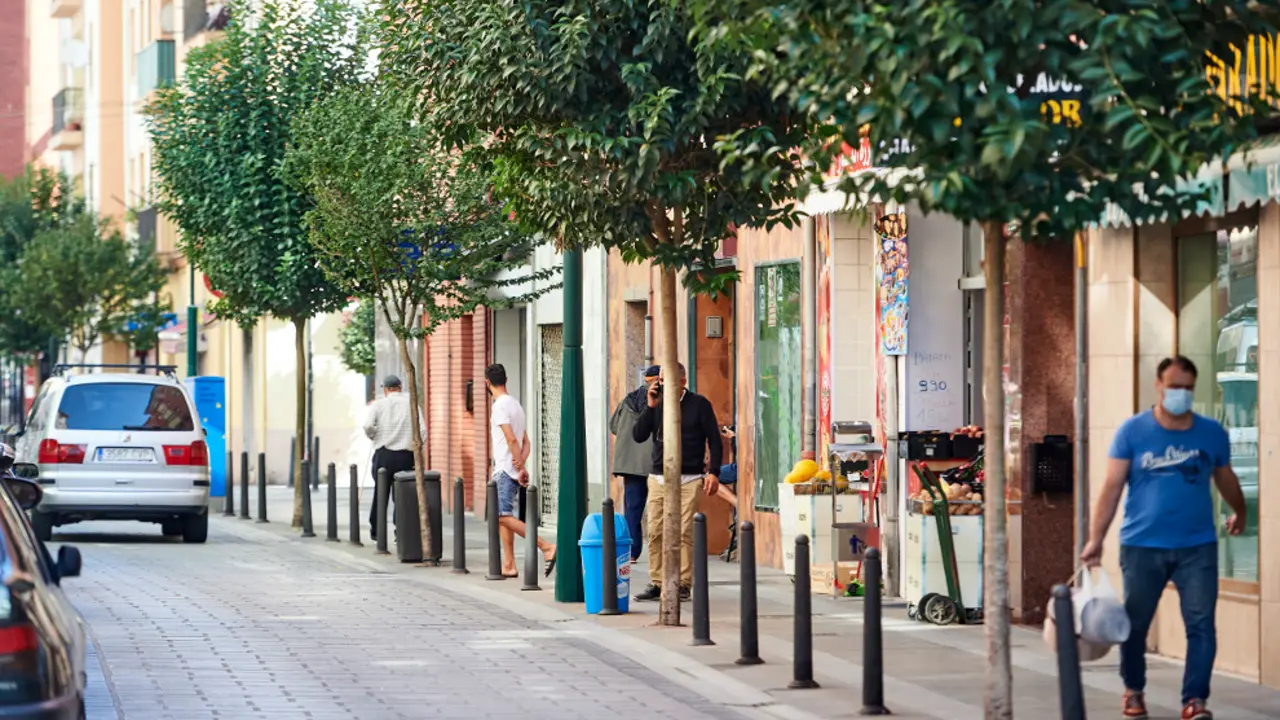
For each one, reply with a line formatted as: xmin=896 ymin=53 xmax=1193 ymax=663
xmin=797 ymin=167 xmax=920 ymax=216
xmin=1226 ymin=133 xmax=1280 ymax=211
xmin=1095 ymin=163 xmax=1224 ymax=228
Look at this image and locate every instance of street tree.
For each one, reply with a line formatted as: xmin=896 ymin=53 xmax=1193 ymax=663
xmin=286 ymin=83 xmax=551 ymax=558
xmin=147 ymin=0 xmax=372 ymax=525
xmin=383 ymin=0 xmax=813 ymax=623
xmin=696 ymin=0 xmax=1280 ymax=714
xmin=338 ymin=300 xmax=376 ymax=378
xmin=16 ymin=215 xmax=169 ymax=362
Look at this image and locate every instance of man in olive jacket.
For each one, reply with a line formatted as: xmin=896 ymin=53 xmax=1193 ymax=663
xmin=610 ymin=365 xmax=660 ymax=562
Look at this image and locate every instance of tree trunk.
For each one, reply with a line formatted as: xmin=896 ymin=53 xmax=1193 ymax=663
xmin=658 ymin=262 xmax=682 ymax=626
xmin=292 ymin=318 xmax=307 ymax=527
xmin=980 ymin=220 xmax=1012 ymax=718
xmin=398 ymin=337 xmax=432 ymax=561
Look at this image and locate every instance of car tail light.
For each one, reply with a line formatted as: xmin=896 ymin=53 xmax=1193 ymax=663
xmin=164 ymin=441 xmax=209 ymax=467
xmin=0 ymin=621 xmax=44 ymax=703
xmin=0 ymin=625 xmax=37 ymax=655
xmin=37 ymin=439 xmax=86 ymax=464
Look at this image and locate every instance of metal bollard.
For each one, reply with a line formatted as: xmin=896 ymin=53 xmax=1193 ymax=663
xmin=223 ymin=451 xmax=235 ymax=516
xmin=348 ymin=465 xmax=362 ymax=546
xmin=256 ymin=452 xmax=268 ymax=523
xmin=326 ymin=463 xmax=339 ymax=542
xmin=599 ymin=498 xmax=618 ymax=613
xmin=691 ymin=512 xmax=713 ymax=645
xmin=424 ymin=472 xmax=443 ymax=566
xmin=287 ymin=437 xmax=296 ymax=488
xmin=789 ymin=535 xmax=820 ymax=689
xmin=311 ymin=437 xmax=320 ymax=489
xmin=1053 ymin=584 xmax=1086 ymax=720
xmin=375 ymin=468 xmax=390 ymax=555
xmin=239 ymin=452 xmax=250 ymax=520
xmin=521 ymin=486 xmax=541 ymax=591
xmin=736 ymin=521 xmax=763 ymax=665
xmin=485 ymin=480 xmax=504 ymax=580
xmin=859 ymin=547 xmax=889 ymax=715
xmin=300 ymin=460 xmax=315 ymax=538
xmin=452 ymin=477 xmax=468 ymax=574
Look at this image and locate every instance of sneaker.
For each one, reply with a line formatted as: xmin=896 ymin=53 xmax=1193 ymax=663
xmin=634 ymin=583 xmax=662 ymax=602
xmin=1122 ymin=690 xmax=1148 ymax=720
xmin=1181 ymin=700 xmax=1212 ymax=720
xmin=678 ymin=586 xmax=691 ymax=602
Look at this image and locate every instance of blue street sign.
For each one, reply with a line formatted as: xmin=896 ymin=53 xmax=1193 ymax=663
xmin=125 ymin=312 xmax=178 ymax=333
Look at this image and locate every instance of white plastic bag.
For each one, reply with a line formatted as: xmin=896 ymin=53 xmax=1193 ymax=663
xmin=1076 ymin=568 xmax=1131 ymax=646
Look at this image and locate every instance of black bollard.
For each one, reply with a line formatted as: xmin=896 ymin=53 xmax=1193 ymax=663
xmin=1053 ymin=584 xmax=1086 ymax=720
xmin=256 ymin=452 xmax=268 ymax=523
xmin=452 ymin=477 xmax=468 ymax=574
xmin=736 ymin=521 xmax=763 ymax=665
xmin=287 ymin=437 xmax=296 ymax=488
xmin=424 ymin=472 xmax=443 ymax=566
xmin=223 ymin=451 xmax=235 ymax=516
xmin=300 ymin=460 xmax=316 ymax=538
xmin=521 ymin=486 xmax=541 ymax=591
xmin=599 ymin=499 xmax=619 ymax=613
xmin=311 ymin=437 xmax=320 ymax=490
xmin=348 ymin=465 xmax=362 ymax=546
xmin=375 ymin=468 xmax=390 ymax=555
xmin=239 ymin=452 xmax=250 ymax=520
xmin=326 ymin=463 xmax=339 ymax=542
xmin=859 ymin=547 xmax=890 ymax=715
xmin=789 ymin=535 xmax=819 ymax=689
xmin=485 ymin=480 xmax=504 ymax=580
xmin=691 ymin=512 xmax=713 ymax=645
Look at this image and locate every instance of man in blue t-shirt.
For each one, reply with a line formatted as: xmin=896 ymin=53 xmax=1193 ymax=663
xmin=1082 ymin=356 xmax=1247 ymax=720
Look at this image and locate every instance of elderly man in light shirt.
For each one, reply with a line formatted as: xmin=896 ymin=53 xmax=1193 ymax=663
xmin=362 ymin=375 xmax=425 ymax=541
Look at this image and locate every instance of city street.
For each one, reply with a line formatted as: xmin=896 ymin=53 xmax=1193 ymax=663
xmin=56 ymin=514 xmax=760 ymax=720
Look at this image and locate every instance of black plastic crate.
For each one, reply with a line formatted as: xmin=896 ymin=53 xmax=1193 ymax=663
xmin=1028 ymin=435 xmax=1073 ymax=494
xmin=901 ymin=431 xmax=953 ymax=461
xmin=951 ymin=434 xmax=983 ymax=459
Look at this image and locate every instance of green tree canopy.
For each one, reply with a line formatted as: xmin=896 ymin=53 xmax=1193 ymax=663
xmin=16 ymin=215 xmax=169 ymax=361
xmin=338 ymin=300 xmax=376 ymax=378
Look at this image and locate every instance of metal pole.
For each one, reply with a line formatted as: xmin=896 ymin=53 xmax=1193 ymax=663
xmin=555 ymin=246 xmax=588 ymax=602
xmin=692 ymin=512 xmax=713 ymax=645
xmin=300 ymin=460 xmax=315 ymax=538
xmin=311 ymin=436 xmax=320 ymax=490
xmin=859 ymin=548 xmax=889 ymax=715
xmin=789 ymin=535 xmax=819 ymax=689
xmin=239 ymin=452 xmax=250 ymax=520
xmin=186 ymin=264 xmax=198 ymax=378
xmin=599 ymin=498 xmax=618 ymax=613
xmin=1073 ymin=233 xmax=1090 ymax=564
xmin=223 ymin=451 xmax=235 ymax=516
xmin=800 ymin=216 xmax=817 ymax=458
xmin=1053 ymin=584 xmax=1086 ymax=720
xmin=736 ymin=521 xmax=763 ymax=665
xmin=326 ymin=463 xmax=338 ymax=542
xmin=287 ymin=436 xmax=296 ymax=488
xmin=883 ymin=356 xmax=900 ymax=597
xmin=486 ymin=480 xmax=504 ymax=580
xmin=375 ymin=468 xmax=390 ymax=555
xmin=255 ymin=452 xmax=268 ymax=523
xmin=348 ymin=464 xmax=362 ymax=546
xmin=452 ymin=477 xmax=468 ymax=574
xmin=522 ymin=486 xmax=541 ymax=591
xmin=425 ymin=472 xmax=443 ymax=566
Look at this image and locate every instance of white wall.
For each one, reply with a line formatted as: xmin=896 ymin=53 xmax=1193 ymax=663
xmin=830 ymin=213 xmax=877 ymax=425
xmin=902 ymin=207 xmax=967 ymax=432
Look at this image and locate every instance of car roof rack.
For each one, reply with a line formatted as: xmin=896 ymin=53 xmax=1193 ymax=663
xmin=53 ymin=363 xmax=179 ymax=379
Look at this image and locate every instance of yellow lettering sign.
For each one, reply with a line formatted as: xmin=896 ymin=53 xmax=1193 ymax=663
xmin=1206 ymin=32 xmax=1280 ymax=114
xmin=1040 ymin=98 xmax=1082 ymax=127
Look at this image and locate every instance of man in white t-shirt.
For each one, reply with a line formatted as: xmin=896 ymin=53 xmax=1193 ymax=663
xmin=487 ymin=363 xmax=556 ymax=577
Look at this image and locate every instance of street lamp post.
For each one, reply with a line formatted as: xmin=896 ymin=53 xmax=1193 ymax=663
xmin=187 ymin=263 xmax=198 ymax=378
xmin=554 ymin=246 xmax=588 ymax=603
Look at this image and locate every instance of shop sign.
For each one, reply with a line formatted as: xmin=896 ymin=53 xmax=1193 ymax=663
xmin=823 ymin=135 xmax=875 ymax=182
xmin=874 ymin=213 xmax=909 ymax=356
xmin=1207 ymin=32 xmax=1280 ymax=114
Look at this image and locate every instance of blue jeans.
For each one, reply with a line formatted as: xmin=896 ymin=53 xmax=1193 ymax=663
xmin=1120 ymin=543 xmax=1218 ymax=703
xmin=620 ymin=474 xmax=648 ymax=561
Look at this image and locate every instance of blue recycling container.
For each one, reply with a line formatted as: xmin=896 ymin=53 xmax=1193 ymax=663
xmin=185 ymin=377 xmax=226 ymax=498
xmin=579 ymin=512 xmax=631 ymax=614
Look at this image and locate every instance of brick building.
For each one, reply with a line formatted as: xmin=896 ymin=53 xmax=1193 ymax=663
xmin=1 ymin=0 xmax=27 ymax=177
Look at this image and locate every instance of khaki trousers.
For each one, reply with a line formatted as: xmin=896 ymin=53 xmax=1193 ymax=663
xmin=646 ymin=475 xmax=704 ymax=588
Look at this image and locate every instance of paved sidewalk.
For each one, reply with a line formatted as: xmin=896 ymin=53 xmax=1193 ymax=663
xmin=256 ymin=485 xmax=1280 ymax=719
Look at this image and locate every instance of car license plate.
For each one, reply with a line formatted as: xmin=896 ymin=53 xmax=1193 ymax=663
xmin=97 ymin=447 xmax=155 ymax=463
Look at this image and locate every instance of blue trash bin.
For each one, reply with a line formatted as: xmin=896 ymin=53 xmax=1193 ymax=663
xmin=579 ymin=512 xmax=631 ymax=614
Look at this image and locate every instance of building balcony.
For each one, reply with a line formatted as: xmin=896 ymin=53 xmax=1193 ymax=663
xmin=184 ymin=0 xmax=229 ymax=42
xmin=136 ymin=40 xmax=176 ymax=104
xmin=50 ymin=88 xmax=84 ymax=151
xmin=135 ymin=207 xmax=158 ymax=254
xmin=50 ymin=0 xmax=81 ymax=19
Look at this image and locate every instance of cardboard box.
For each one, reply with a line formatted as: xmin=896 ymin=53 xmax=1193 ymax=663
xmin=810 ymin=562 xmax=862 ymax=594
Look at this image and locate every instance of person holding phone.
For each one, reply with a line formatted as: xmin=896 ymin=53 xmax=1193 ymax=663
xmin=1082 ymin=356 xmax=1247 ymax=720
xmin=609 ymin=365 xmax=661 ymax=563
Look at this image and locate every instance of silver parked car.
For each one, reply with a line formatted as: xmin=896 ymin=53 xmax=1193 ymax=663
xmin=15 ymin=365 xmax=210 ymax=543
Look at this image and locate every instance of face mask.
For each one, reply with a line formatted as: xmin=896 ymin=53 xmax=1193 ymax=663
xmin=1162 ymin=388 xmax=1193 ymax=416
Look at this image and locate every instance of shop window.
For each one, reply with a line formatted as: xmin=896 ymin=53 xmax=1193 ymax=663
xmin=1176 ymin=227 xmax=1259 ymax=583
xmin=753 ymin=262 xmax=801 ymax=511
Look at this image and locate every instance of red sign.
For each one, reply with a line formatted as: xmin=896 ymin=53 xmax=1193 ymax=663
xmin=824 ymin=135 xmax=874 ymax=181
xmin=203 ymin=274 xmax=223 ymax=298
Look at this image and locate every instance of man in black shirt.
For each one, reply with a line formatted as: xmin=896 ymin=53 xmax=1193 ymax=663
xmin=630 ymin=363 xmax=722 ymax=602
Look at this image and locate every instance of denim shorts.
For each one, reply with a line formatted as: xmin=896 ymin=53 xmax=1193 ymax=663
xmin=495 ymin=471 xmax=521 ymax=517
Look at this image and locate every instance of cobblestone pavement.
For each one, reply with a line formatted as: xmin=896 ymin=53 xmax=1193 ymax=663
xmin=56 ymin=519 xmax=753 ymax=720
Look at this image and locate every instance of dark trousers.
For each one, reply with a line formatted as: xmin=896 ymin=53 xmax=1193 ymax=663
xmin=619 ymin=474 xmax=649 ymax=561
xmin=369 ymin=448 xmax=415 ymax=539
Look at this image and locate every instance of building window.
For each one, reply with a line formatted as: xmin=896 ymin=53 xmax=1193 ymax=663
xmin=1177 ymin=226 xmax=1259 ymax=583
xmin=753 ymin=262 xmax=801 ymax=511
